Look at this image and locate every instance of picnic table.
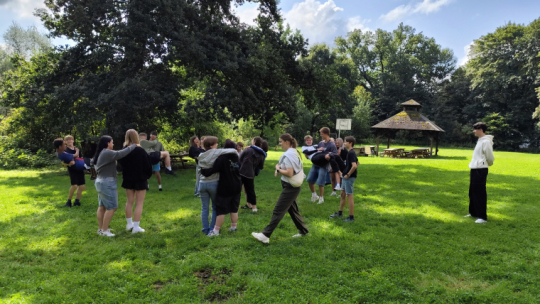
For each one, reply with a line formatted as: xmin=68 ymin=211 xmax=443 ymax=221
xmin=383 ymin=148 xmax=405 ymax=158
xmin=168 ymin=153 xmax=191 ymax=169
xmin=352 ymin=147 xmax=365 ymax=156
xmin=409 ymin=148 xmax=431 ymax=158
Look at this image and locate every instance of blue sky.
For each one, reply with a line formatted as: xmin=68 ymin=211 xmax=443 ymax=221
xmin=1 ymin=0 xmax=539 ymax=65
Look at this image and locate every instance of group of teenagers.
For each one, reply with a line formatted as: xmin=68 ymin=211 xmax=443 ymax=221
xmin=187 ymin=127 xmax=360 ymax=243
xmin=52 ymin=121 xmax=494 ymax=242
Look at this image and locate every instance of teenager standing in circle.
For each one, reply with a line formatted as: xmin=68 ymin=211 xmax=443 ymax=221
xmin=239 ymin=137 xmax=267 ymax=212
xmin=189 ymin=136 xmax=205 ymax=197
xmin=118 ymin=130 xmax=153 ymax=234
xmin=201 ymin=139 xmax=242 ymax=237
xmin=197 ymin=136 xmax=238 ymax=235
xmin=252 ymin=134 xmax=308 ymax=244
xmin=93 ymin=136 xmax=138 ymax=237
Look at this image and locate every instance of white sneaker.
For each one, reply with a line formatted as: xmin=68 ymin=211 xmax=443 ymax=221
xmin=464 ymin=214 xmax=472 ymax=217
xmin=132 ymin=226 xmax=146 ymax=234
xmin=330 ymin=191 xmax=337 ymax=197
xmin=475 ymin=219 xmax=488 ymax=224
xmin=252 ymin=208 xmax=258 ymax=213
xmin=228 ymin=227 xmax=238 ymax=232
xmin=207 ymin=230 xmax=220 ymax=237
xmin=311 ymin=193 xmax=319 ymax=202
xmin=97 ymin=229 xmax=103 ymax=235
xmin=101 ymin=229 xmax=115 ymax=237
xmin=292 ymin=233 xmax=305 ymax=238
xmin=334 ymin=185 xmax=342 ymax=191
xmin=252 ymin=232 xmax=270 ymax=243
xmin=318 ymin=197 xmax=324 ymax=204
xmin=126 ymin=223 xmax=133 ymax=231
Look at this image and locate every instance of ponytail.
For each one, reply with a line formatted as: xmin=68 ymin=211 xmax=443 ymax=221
xmin=279 ymin=133 xmax=302 ymax=159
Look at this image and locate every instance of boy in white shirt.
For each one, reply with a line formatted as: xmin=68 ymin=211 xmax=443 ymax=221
xmin=466 ymin=122 xmax=494 ymax=224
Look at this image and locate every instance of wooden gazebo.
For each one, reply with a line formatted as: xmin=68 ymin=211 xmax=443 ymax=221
xmin=372 ymin=100 xmax=444 ymax=156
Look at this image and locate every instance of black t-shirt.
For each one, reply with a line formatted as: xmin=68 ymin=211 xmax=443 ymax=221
xmin=343 ymin=149 xmax=358 ymax=178
xmin=339 ymin=149 xmax=348 ymax=161
xmin=65 ymin=147 xmax=78 ymax=173
xmin=189 ymin=146 xmax=205 ymax=164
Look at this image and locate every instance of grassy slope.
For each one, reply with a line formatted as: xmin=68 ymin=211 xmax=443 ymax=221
xmin=0 ymin=147 xmax=539 ymax=303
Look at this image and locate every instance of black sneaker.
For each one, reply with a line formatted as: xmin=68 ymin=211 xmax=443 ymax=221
xmin=165 ymin=169 xmax=177 ymax=177
xmin=343 ymin=217 xmax=355 ymax=222
xmin=73 ymin=200 xmax=81 ymax=206
xmin=65 ymin=200 xmax=72 ymax=207
xmin=329 ymin=212 xmax=342 ymax=218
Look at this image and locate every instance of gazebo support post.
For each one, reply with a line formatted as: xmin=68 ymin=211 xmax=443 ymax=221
xmin=435 ymin=133 xmax=439 ymax=156
xmin=376 ymin=136 xmax=380 ymax=157
xmin=387 ymin=135 xmax=390 ymax=149
xmin=430 ymin=137 xmax=434 ymax=155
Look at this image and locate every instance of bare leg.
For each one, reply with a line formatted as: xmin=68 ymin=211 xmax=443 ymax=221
xmin=155 ymin=171 xmax=162 ymax=185
xmin=68 ymin=185 xmax=77 ymax=200
xmin=334 ymin=172 xmax=341 ymax=186
xmin=319 ymin=185 xmax=324 ymax=197
xmin=309 ymin=183 xmax=315 ymax=193
xmin=75 ymin=185 xmax=86 ymax=200
xmin=102 ymin=209 xmax=117 ymax=231
xmin=331 ymin=173 xmax=336 ymax=190
xmin=133 ymin=190 xmax=146 ymax=222
xmin=97 ymin=206 xmax=106 ymax=230
xmin=339 ymin=191 xmax=347 ymax=211
xmin=230 ymin=212 xmax=238 ymax=225
xmin=347 ymin=194 xmax=354 ymax=216
xmin=160 ymin=151 xmax=171 ymax=168
xmin=215 ymin=214 xmax=225 ymax=228
xmin=125 ymin=189 xmax=135 ymax=219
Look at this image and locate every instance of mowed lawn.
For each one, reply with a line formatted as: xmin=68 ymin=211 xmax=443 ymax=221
xmin=1 ymin=147 xmax=539 ymax=303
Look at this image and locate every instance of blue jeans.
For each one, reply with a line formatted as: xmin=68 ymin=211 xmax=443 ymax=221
xmin=199 ymin=181 xmax=218 ymax=235
xmin=194 ymin=166 xmax=201 ymax=196
xmin=306 ymin=165 xmax=329 ymax=186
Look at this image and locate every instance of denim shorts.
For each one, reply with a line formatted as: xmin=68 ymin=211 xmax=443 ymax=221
xmin=152 ymin=162 xmax=160 ymax=172
xmin=95 ymin=177 xmax=118 ymax=210
xmin=306 ymin=165 xmax=328 ymax=186
xmin=342 ymin=177 xmax=356 ymax=195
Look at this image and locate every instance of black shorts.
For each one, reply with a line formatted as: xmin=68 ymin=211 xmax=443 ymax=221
xmin=68 ymin=168 xmax=85 ymax=186
xmin=215 ymin=193 xmax=241 ymax=216
xmin=148 ymin=151 xmax=161 ymax=165
xmin=121 ymin=180 xmax=148 ymax=191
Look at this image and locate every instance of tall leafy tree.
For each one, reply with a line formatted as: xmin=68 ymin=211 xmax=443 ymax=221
xmin=33 ymin=0 xmax=305 ymax=144
xmin=467 ymin=19 xmax=540 ymax=149
xmin=335 ymin=24 xmax=455 ymax=121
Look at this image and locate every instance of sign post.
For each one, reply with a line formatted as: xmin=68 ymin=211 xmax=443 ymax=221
xmin=336 ymin=119 xmax=352 ymax=139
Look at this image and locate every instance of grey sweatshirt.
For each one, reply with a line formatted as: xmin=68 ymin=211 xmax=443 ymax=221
xmin=198 ymin=148 xmax=238 ymax=183
xmin=95 ymin=145 xmax=136 ymax=178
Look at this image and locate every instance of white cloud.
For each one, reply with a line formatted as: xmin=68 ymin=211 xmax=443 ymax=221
xmin=414 ymin=0 xmax=453 ymax=14
xmin=234 ymin=5 xmax=259 ymax=26
xmin=380 ymin=0 xmax=453 ymax=22
xmin=0 ymin=0 xmax=45 ymax=18
xmin=282 ymin=0 xmax=370 ymax=44
xmin=458 ymin=41 xmax=474 ymax=66
xmin=347 ymin=16 xmax=372 ymax=33
xmin=380 ymin=5 xmax=412 ymax=23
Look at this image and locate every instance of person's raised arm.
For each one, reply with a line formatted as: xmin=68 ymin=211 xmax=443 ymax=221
xmin=109 ymin=144 xmax=137 ymax=161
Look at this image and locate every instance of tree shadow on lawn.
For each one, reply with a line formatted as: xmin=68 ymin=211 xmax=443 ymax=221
xmin=1 ymin=162 xmax=540 ymax=302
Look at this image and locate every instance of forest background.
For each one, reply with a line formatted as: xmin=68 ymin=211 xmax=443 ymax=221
xmin=1 ymin=0 xmax=540 ymax=168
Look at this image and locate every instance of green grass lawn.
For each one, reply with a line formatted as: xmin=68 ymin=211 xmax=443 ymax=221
xmin=1 ymin=147 xmax=539 ymax=303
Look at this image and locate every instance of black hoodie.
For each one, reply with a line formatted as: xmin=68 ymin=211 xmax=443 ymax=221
xmin=201 ymin=153 xmax=242 ymax=197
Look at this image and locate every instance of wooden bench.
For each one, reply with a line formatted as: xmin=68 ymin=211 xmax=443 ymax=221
xmin=167 ymin=153 xmax=191 ymax=169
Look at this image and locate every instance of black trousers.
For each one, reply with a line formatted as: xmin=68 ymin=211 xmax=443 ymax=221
xmin=469 ymin=168 xmax=488 ymax=220
xmin=241 ymin=176 xmax=257 ymax=205
xmin=262 ymin=181 xmax=308 ymax=238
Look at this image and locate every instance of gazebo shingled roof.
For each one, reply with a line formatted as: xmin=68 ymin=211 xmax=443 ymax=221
xmin=372 ymin=100 xmax=444 ymax=132
xmin=371 ymin=100 xmax=444 ymax=156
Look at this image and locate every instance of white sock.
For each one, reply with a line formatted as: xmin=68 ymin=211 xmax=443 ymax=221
xmin=126 ymin=218 xmax=133 ymax=225
xmin=159 ymin=184 xmax=162 ymax=189
xmin=166 ymin=166 xmax=172 ymax=171
xmin=312 ymin=192 xmax=317 ymax=196
xmin=133 ymin=221 xmax=140 ymax=229
xmin=213 ymin=226 xmax=221 ymax=234
xmin=336 ymin=183 xmax=340 ymax=188
xmin=84 ymin=164 xmax=90 ymax=169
